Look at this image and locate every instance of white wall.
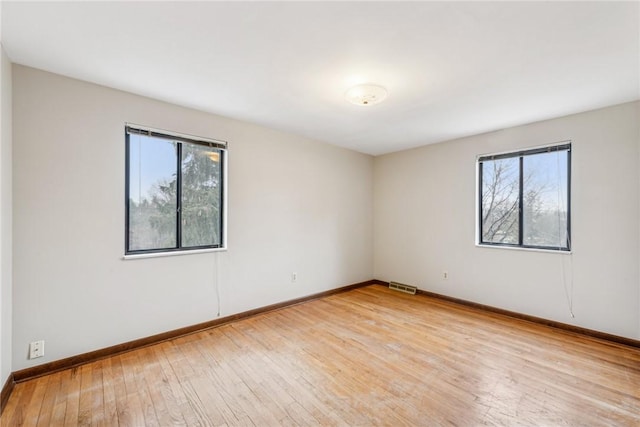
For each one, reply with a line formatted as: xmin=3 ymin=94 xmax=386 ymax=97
xmin=12 ymin=65 xmax=373 ymax=370
xmin=374 ymin=102 xmax=640 ymax=339
xmin=0 ymin=44 xmax=13 ymax=383
xmin=9 ymin=63 xmax=639 ymax=374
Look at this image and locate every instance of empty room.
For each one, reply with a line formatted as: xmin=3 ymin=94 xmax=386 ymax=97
xmin=0 ymin=1 xmax=639 ymax=426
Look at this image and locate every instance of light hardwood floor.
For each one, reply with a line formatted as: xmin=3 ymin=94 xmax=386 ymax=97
xmin=2 ymin=285 xmax=639 ymax=426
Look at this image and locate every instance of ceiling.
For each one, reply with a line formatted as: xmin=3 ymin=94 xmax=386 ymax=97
xmin=2 ymin=1 xmax=639 ymax=156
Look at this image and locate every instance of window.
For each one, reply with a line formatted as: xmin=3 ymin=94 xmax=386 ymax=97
xmin=125 ymin=125 xmax=226 ymax=255
xmin=478 ymin=143 xmax=571 ymax=251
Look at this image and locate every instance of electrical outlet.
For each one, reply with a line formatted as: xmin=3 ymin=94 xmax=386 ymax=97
xmin=292 ymin=272 xmax=297 ymax=283
xmin=29 ymin=340 xmax=45 ymax=359
xmin=443 ymin=271 xmax=448 ymax=280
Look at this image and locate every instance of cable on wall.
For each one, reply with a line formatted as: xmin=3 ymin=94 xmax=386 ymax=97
xmin=215 ymin=251 xmax=221 ymax=317
xmin=561 ymin=251 xmax=575 ymax=319
xmin=556 ymin=148 xmax=575 ymax=318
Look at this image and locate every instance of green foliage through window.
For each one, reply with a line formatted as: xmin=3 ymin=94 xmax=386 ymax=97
xmin=126 ymin=126 xmax=226 ymax=254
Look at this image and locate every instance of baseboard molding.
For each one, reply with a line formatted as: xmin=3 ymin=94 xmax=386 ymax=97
xmin=377 ymin=281 xmax=640 ymax=350
xmin=11 ymin=278 xmax=635 ymax=410
xmin=12 ymin=279 xmax=376 ymax=384
xmin=0 ymin=373 xmax=15 ymax=416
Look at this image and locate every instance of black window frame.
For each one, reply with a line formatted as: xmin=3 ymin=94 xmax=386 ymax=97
xmin=478 ymin=143 xmax=571 ymax=252
xmin=125 ymin=124 xmax=227 ymax=255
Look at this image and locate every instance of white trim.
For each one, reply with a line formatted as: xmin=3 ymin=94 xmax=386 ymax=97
xmin=123 ymin=247 xmax=227 ymax=260
xmin=475 ymin=243 xmax=572 ymax=255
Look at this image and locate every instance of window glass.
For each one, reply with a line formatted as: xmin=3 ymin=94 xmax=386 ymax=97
xmin=127 ymin=134 xmax=178 ymax=251
xmin=126 ymin=127 xmax=226 ymax=255
xmin=481 ymin=157 xmax=520 ymax=245
xmin=522 ymin=151 xmax=569 ymax=248
xmin=478 ymin=144 xmax=570 ymax=251
xmin=181 ymin=144 xmax=222 ymax=248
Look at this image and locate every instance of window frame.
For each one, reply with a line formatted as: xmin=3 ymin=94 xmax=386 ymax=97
xmin=477 ymin=142 xmax=571 ymax=252
xmin=124 ymin=124 xmax=228 ymax=256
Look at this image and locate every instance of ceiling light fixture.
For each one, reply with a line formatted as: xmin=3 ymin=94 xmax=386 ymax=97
xmin=345 ymin=84 xmax=388 ymax=106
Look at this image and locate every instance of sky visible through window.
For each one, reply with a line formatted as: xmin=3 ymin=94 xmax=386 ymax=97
xmin=128 ymin=134 xmax=177 ymax=204
xmin=480 ymin=146 xmax=570 ymax=249
xmin=524 ymin=151 xmax=568 ymax=212
xmin=126 ymin=130 xmax=224 ymax=252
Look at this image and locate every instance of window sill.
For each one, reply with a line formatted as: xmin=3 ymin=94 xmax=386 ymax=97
xmin=123 ymin=247 xmax=227 ymax=260
xmin=476 ymin=243 xmax=572 ymax=255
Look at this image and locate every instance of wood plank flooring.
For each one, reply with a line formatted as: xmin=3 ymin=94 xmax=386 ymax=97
xmin=2 ymin=285 xmax=639 ymax=426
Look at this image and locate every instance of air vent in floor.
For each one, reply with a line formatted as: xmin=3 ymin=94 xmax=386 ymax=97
xmin=389 ymin=281 xmax=417 ymax=295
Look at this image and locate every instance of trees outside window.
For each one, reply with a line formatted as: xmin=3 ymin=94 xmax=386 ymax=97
xmin=126 ymin=126 xmax=226 ymax=254
xmin=478 ymin=144 xmax=570 ymax=251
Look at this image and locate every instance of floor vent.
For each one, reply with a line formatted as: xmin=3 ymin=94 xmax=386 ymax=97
xmin=389 ymin=281 xmax=417 ymax=295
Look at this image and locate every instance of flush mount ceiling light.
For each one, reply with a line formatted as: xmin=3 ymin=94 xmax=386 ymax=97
xmin=344 ymin=84 xmax=388 ymax=106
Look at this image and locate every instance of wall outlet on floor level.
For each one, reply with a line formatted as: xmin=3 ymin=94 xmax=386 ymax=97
xmin=29 ymin=340 xmax=45 ymax=359
xmin=443 ymin=271 xmax=448 ymax=280
xmin=292 ymin=272 xmax=297 ymax=283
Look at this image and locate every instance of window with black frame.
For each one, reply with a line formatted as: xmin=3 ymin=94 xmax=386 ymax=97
xmin=125 ymin=125 xmax=226 ymax=255
xmin=478 ymin=143 xmax=571 ymax=251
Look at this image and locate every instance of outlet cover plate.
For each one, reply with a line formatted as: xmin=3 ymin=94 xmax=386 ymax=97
xmin=29 ymin=340 xmax=45 ymax=359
